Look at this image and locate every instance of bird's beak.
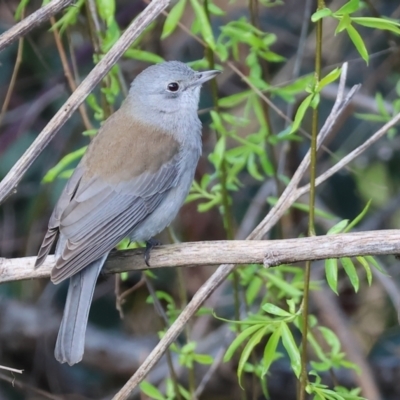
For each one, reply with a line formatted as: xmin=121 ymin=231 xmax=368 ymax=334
xmin=190 ymin=70 xmax=221 ymax=87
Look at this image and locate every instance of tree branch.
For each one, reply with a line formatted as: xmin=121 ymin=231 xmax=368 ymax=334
xmin=2 ymin=230 xmax=399 ymax=284
xmin=0 ymin=0 xmax=74 ymax=52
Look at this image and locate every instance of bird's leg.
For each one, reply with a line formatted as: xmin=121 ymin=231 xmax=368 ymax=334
xmin=144 ymin=238 xmax=162 ymax=267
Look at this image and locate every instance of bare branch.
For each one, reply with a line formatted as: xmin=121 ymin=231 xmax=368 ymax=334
xmin=298 ymin=108 xmax=400 ymax=195
xmin=2 ymin=231 xmax=399 ymax=285
xmin=0 ymin=0 xmax=170 ymax=205
xmin=0 ymin=0 xmax=74 ymax=52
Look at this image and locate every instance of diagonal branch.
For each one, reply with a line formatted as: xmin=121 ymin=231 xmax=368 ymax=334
xmin=0 ymin=0 xmax=170 ymax=205
xmin=0 ymin=0 xmax=74 ymax=52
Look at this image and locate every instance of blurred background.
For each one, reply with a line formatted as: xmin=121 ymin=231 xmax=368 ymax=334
xmin=1 ymin=0 xmax=400 ymax=398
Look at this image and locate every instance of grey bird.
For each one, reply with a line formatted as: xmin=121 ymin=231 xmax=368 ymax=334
xmin=35 ymin=61 xmax=220 ymax=366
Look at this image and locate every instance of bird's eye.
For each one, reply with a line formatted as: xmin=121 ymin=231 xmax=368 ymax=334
xmin=167 ymin=82 xmax=180 ymax=92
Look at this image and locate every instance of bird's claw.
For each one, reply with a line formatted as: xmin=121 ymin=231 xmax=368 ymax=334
xmin=144 ymin=238 xmax=162 ymax=267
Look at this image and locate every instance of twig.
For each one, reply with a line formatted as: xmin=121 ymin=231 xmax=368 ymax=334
xmin=0 ymin=365 xmax=23 ymax=373
xmin=3 ymin=231 xmax=400 ymax=284
xmin=311 ymin=278 xmax=383 ymax=400
xmin=50 ymin=16 xmax=93 ymax=130
xmin=0 ymin=372 xmax=62 ymax=400
xmin=297 ymin=108 xmax=400 ymax=196
xmin=0 ymin=0 xmax=73 ymax=52
xmin=0 ymin=0 xmax=170 ymax=205
xmin=0 ymin=13 xmax=24 ymax=127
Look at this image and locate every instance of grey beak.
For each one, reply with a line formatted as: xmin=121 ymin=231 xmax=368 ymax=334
xmin=191 ymin=70 xmax=221 ymax=87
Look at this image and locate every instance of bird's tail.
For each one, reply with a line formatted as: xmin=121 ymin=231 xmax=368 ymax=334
xmin=54 ymin=254 xmax=107 ymax=365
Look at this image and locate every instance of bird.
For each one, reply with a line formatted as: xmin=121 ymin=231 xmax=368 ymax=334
xmin=35 ymin=61 xmax=220 ymax=366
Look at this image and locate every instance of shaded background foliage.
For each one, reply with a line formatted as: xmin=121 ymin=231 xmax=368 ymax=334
xmin=1 ymin=0 xmax=400 ymax=399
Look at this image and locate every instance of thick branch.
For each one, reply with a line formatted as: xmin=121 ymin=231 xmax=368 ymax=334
xmin=1 ymin=230 xmax=399 ymax=283
xmin=0 ymin=0 xmax=170 ymax=204
xmin=0 ymin=0 xmax=74 ymax=52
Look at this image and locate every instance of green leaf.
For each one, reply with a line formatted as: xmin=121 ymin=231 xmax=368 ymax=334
xmin=218 ymin=91 xmax=252 ymax=108
xmin=42 ymin=147 xmax=87 ymax=183
xmin=317 ymin=67 xmax=341 ymax=91
xmin=365 ymin=255 xmax=386 ymax=274
xmin=262 ymin=303 xmax=292 ymax=317
xmin=311 ymin=8 xmax=332 ymax=22
xmin=259 ymin=153 xmax=274 ymax=177
xmin=264 ymin=271 xmax=303 ymax=297
xmin=82 ymin=129 xmax=98 ymax=137
xmin=189 ymin=0 xmax=216 ymax=50
xmin=207 ymin=2 xmax=225 ymax=16
xmin=335 ymin=13 xmax=351 ymax=34
xmin=247 ymin=152 xmax=264 ymax=181
xmin=124 ymin=49 xmax=164 ymax=64
xmin=346 ymin=23 xmax=369 ymax=63
xmin=193 ymin=354 xmax=213 ymax=364
xmin=334 ymin=0 xmax=359 ymax=16
xmin=224 ymin=324 xmax=265 ymax=362
xmin=246 ymin=276 xmax=263 ymax=305
xmin=319 ymin=327 xmax=341 ymax=354
xmin=327 ymin=219 xmax=349 ymax=235
xmin=209 ymin=137 xmax=226 ymax=170
xmin=356 ymin=256 xmax=372 ymax=285
xmin=140 ymin=381 xmax=165 ymax=400
xmin=287 ymin=201 xmax=336 ymax=220
xmin=290 ymin=94 xmax=313 ymax=134
xmin=96 ymin=0 xmax=116 ymax=26
xmin=325 ymin=258 xmax=338 ymax=294
xmin=344 ymin=200 xmax=371 ymax=232
xmin=376 ymin=92 xmax=390 ymax=118
xmin=262 ymin=325 xmax=282 ymax=376
xmin=238 ymin=325 xmax=269 ymax=386
xmin=58 ymin=169 xmax=74 ymax=179
xmin=281 ymin=322 xmax=301 ymax=378
xmin=161 ymin=0 xmax=187 ymax=39
xmin=341 ymin=257 xmax=359 ymax=292
xmin=352 ymin=17 xmax=400 ymax=35
xmin=15 ymin=0 xmax=30 ymax=20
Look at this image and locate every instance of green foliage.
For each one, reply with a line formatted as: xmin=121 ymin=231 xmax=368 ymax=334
xmin=324 ymin=201 xmax=380 ymax=293
xmin=311 ymin=0 xmax=400 ymax=64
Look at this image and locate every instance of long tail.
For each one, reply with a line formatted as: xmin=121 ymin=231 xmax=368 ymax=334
xmin=54 ymin=254 xmax=107 ymax=365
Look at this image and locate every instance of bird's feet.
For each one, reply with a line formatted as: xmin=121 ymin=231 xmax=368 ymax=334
xmin=144 ymin=238 xmax=162 ymax=267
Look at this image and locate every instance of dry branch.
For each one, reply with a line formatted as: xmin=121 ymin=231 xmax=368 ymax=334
xmin=0 ymin=0 xmax=74 ymax=52
xmin=2 ymin=230 xmax=399 ymax=283
xmin=0 ymin=0 xmax=170 ymax=204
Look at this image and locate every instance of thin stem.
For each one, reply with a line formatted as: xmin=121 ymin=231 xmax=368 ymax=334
xmin=299 ymin=1 xmax=324 ymax=398
xmin=144 ymin=276 xmax=183 ymax=400
xmin=50 ymin=16 xmax=93 ymax=130
xmin=169 ymin=227 xmax=196 ymax=399
xmin=0 ymin=11 xmax=24 ymax=128
xmin=203 ymin=0 xmax=234 ymax=240
xmin=203 ymin=2 xmax=245 ymax=398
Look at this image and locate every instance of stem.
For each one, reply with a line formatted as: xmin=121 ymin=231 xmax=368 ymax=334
xmin=299 ymin=1 xmax=324 ymax=398
xmin=203 ymin=1 xmax=245 ymax=398
xmin=144 ymin=275 xmax=183 ymax=400
xmin=0 ymin=10 xmax=24 ymax=128
xmin=203 ymin=0 xmax=234 ymax=240
xmin=50 ymin=16 xmax=93 ymax=131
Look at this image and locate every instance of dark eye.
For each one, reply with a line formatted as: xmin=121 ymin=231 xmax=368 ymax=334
xmin=167 ymin=82 xmax=180 ymax=92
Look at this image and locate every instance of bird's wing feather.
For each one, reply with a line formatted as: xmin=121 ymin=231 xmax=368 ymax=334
xmin=51 ymin=152 xmax=181 ymax=284
xmin=36 ymin=105 xmax=183 ymax=282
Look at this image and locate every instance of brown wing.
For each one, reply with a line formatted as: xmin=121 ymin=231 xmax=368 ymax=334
xmin=36 ymin=102 xmax=181 ymax=283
